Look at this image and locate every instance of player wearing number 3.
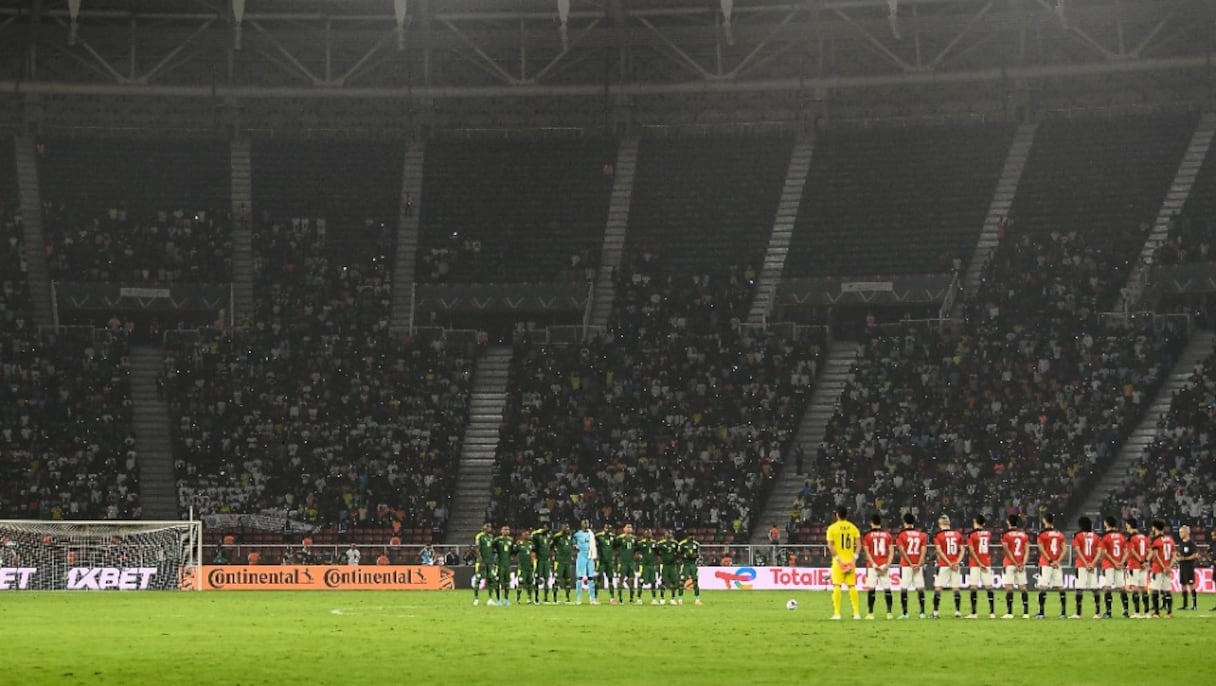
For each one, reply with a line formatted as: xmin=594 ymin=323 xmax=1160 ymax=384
xmin=825 ymin=506 xmax=862 ymax=620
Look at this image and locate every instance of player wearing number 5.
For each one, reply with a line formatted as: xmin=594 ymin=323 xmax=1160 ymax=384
xmin=825 ymin=506 xmax=862 ymax=620
xmin=931 ymin=515 xmax=965 ymax=618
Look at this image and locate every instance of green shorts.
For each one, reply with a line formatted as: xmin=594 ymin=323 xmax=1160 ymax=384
xmin=661 ymin=564 xmax=679 ymax=586
xmin=598 ymin=559 xmax=616 ymax=575
xmin=534 ymin=559 xmax=551 ymax=578
xmin=618 ymin=564 xmax=637 ymax=580
xmin=496 ymin=566 xmax=511 ymax=584
xmin=639 ymin=565 xmax=657 ymax=585
xmin=680 ymin=563 xmax=697 ymax=580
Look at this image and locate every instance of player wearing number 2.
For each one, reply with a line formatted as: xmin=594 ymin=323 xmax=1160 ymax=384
xmin=860 ymin=514 xmax=895 ymax=620
xmin=931 ymin=515 xmax=965 ymax=619
xmin=965 ymin=515 xmax=995 ymax=619
xmin=825 ymin=506 xmax=862 ymax=620
xmin=1000 ymin=514 xmax=1031 ymax=619
xmin=1035 ymin=513 xmax=1068 ymax=619
xmin=1071 ymin=517 xmax=1102 ymax=619
xmin=896 ymin=512 xmax=929 ymax=619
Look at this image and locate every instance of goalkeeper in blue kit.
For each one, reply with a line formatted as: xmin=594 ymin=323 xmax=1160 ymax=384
xmin=572 ymin=519 xmax=598 ymax=605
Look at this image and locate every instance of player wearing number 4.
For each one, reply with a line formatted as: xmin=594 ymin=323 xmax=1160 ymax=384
xmin=825 ymin=506 xmax=862 ymax=620
xmin=931 ymin=515 xmax=965 ymax=618
xmin=1071 ymin=517 xmax=1103 ymax=619
xmin=965 ymin=516 xmax=996 ymax=618
xmin=860 ymin=514 xmax=895 ymax=619
xmin=1034 ymin=513 xmax=1068 ymax=619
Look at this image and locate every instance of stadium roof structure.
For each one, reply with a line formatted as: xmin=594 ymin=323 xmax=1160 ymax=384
xmin=0 ymin=0 xmax=1209 ymax=101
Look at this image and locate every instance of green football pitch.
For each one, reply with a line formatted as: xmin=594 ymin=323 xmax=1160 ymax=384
xmin=1 ymin=591 xmax=1213 ymax=686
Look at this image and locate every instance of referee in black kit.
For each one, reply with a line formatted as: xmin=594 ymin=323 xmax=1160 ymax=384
xmin=1176 ymin=525 xmax=1198 ymax=610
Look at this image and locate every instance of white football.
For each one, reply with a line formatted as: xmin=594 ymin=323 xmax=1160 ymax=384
xmin=786 ymin=599 xmax=798 ymax=611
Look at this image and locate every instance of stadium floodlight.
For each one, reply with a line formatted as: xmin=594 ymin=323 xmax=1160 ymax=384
xmin=558 ymin=0 xmax=571 ymax=50
xmin=395 ymin=0 xmax=408 ymax=51
xmin=0 ymin=520 xmax=203 ymax=591
xmin=721 ymin=0 xmax=734 ymax=47
xmin=67 ymin=0 xmax=81 ymax=46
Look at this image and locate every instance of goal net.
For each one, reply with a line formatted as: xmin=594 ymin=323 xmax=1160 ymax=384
xmin=0 ymin=520 xmax=203 ymax=591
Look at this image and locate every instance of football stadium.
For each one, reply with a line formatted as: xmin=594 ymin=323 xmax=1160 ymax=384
xmin=2 ymin=0 xmax=1216 ymax=684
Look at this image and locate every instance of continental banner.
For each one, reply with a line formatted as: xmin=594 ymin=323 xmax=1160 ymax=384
xmin=197 ymin=565 xmax=456 ymax=591
xmin=777 ymin=274 xmax=952 ymax=307
xmin=696 ymin=566 xmax=1215 ymax=592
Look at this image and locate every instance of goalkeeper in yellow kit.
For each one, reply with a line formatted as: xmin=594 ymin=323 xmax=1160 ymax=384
xmin=825 ymin=506 xmax=862 ymax=620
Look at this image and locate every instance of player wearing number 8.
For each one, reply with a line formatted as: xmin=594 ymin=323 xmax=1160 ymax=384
xmin=825 ymin=506 xmax=862 ymax=620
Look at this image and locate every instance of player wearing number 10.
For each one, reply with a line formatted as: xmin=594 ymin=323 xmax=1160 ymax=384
xmin=825 ymin=506 xmax=862 ymax=620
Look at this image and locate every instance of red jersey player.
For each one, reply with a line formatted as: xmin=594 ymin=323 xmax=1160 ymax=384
xmin=861 ymin=514 xmax=895 ymax=619
xmin=932 ymin=515 xmax=966 ymax=618
xmin=896 ymin=512 xmax=929 ymax=619
xmin=1148 ymin=519 xmax=1176 ymax=618
xmin=1099 ymin=515 xmax=1129 ymax=618
xmin=1001 ymin=514 xmax=1031 ymax=618
xmin=966 ymin=515 xmax=996 ymax=618
xmin=1071 ymin=517 xmax=1102 ymax=619
xmin=1125 ymin=519 xmax=1150 ymax=617
xmin=1035 ymin=513 xmax=1067 ymax=619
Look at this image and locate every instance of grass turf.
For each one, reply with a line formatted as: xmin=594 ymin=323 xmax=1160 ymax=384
xmin=1 ymin=590 xmax=1213 ymax=685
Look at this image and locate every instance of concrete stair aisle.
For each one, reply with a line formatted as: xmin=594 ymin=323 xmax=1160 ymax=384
xmin=751 ymin=343 xmax=859 ymax=543
xmin=748 ymin=135 xmax=814 ymax=325
xmin=954 ymin=123 xmax=1037 ymax=316
xmin=1123 ymin=112 xmax=1216 ymax=310
xmin=445 ymin=345 xmax=513 ymax=546
xmin=13 ymin=135 xmax=54 ymax=328
xmin=1072 ymin=331 xmax=1216 ymax=520
xmin=588 ymin=137 xmax=639 ymax=330
xmin=230 ymin=137 xmax=254 ymax=324
xmin=130 ymin=346 xmax=179 ymax=520
xmin=391 ymin=144 xmax=425 ymax=333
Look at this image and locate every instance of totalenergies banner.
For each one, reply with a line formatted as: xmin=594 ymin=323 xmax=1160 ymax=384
xmin=196 ymin=565 xmax=455 ymax=591
xmin=698 ymin=566 xmax=1216 ymax=592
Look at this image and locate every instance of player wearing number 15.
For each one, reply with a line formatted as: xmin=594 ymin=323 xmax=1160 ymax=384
xmin=860 ymin=514 xmax=894 ymax=620
xmin=931 ymin=515 xmax=965 ymax=619
xmin=825 ymin=506 xmax=862 ymax=620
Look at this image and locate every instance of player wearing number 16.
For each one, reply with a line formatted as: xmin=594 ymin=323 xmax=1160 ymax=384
xmin=825 ymin=506 xmax=862 ymax=620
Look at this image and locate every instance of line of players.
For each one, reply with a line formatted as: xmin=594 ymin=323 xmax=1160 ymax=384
xmin=471 ymin=522 xmax=703 ymax=606
xmin=850 ymin=511 xmax=1185 ymax=620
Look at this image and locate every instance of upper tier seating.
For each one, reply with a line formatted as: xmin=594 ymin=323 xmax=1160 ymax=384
xmin=624 ymin=132 xmax=792 ymax=274
xmin=417 ymin=136 xmax=615 ymax=283
xmin=786 ymin=123 xmax=1013 ymax=277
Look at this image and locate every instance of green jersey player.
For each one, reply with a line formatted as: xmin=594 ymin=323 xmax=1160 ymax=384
xmin=491 ymin=526 xmax=514 ymax=604
xmin=514 ymin=533 xmax=535 ymax=604
xmin=615 ymin=524 xmax=639 ymax=604
xmin=474 ymin=522 xmax=495 ymax=606
xmin=655 ymin=529 xmax=680 ymax=604
xmin=531 ymin=526 xmax=553 ymax=604
xmin=595 ymin=525 xmax=617 ymax=603
xmin=637 ymin=528 xmax=659 ymax=603
xmin=677 ymin=533 xmax=702 ymax=605
xmin=551 ymin=523 xmax=574 ymax=603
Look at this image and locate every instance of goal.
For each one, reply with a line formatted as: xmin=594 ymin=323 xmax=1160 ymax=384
xmin=0 ymin=520 xmax=203 ymax=591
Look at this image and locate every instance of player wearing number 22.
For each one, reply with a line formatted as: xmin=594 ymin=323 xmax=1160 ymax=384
xmin=825 ymin=506 xmax=862 ymax=620
xmin=860 ymin=514 xmax=894 ymax=619
xmin=932 ymin=515 xmax=965 ymax=618
xmin=1071 ymin=517 xmax=1102 ymax=619
xmin=896 ymin=513 xmax=929 ymax=619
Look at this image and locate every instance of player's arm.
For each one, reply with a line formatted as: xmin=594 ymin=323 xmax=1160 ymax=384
xmin=966 ymin=537 xmax=979 ymax=569
xmin=935 ymin=537 xmax=947 ymax=567
xmin=827 ymin=533 xmax=840 ymax=565
xmin=861 ymin=535 xmax=876 ymax=568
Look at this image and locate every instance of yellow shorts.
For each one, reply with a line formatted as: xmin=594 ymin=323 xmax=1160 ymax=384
xmin=830 ymin=562 xmax=857 ymax=587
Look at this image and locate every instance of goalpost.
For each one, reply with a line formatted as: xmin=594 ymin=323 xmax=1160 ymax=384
xmin=0 ymin=519 xmax=203 ymax=591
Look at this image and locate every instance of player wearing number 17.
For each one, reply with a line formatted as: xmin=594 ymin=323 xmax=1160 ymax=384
xmin=825 ymin=506 xmax=862 ymax=620
xmin=860 ymin=514 xmax=894 ymax=620
xmin=1071 ymin=517 xmax=1102 ymax=619
xmin=1148 ymin=519 xmax=1176 ymax=618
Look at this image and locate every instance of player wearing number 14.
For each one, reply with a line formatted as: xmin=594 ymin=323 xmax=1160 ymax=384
xmin=860 ymin=514 xmax=894 ymax=619
xmin=825 ymin=506 xmax=862 ymax=620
